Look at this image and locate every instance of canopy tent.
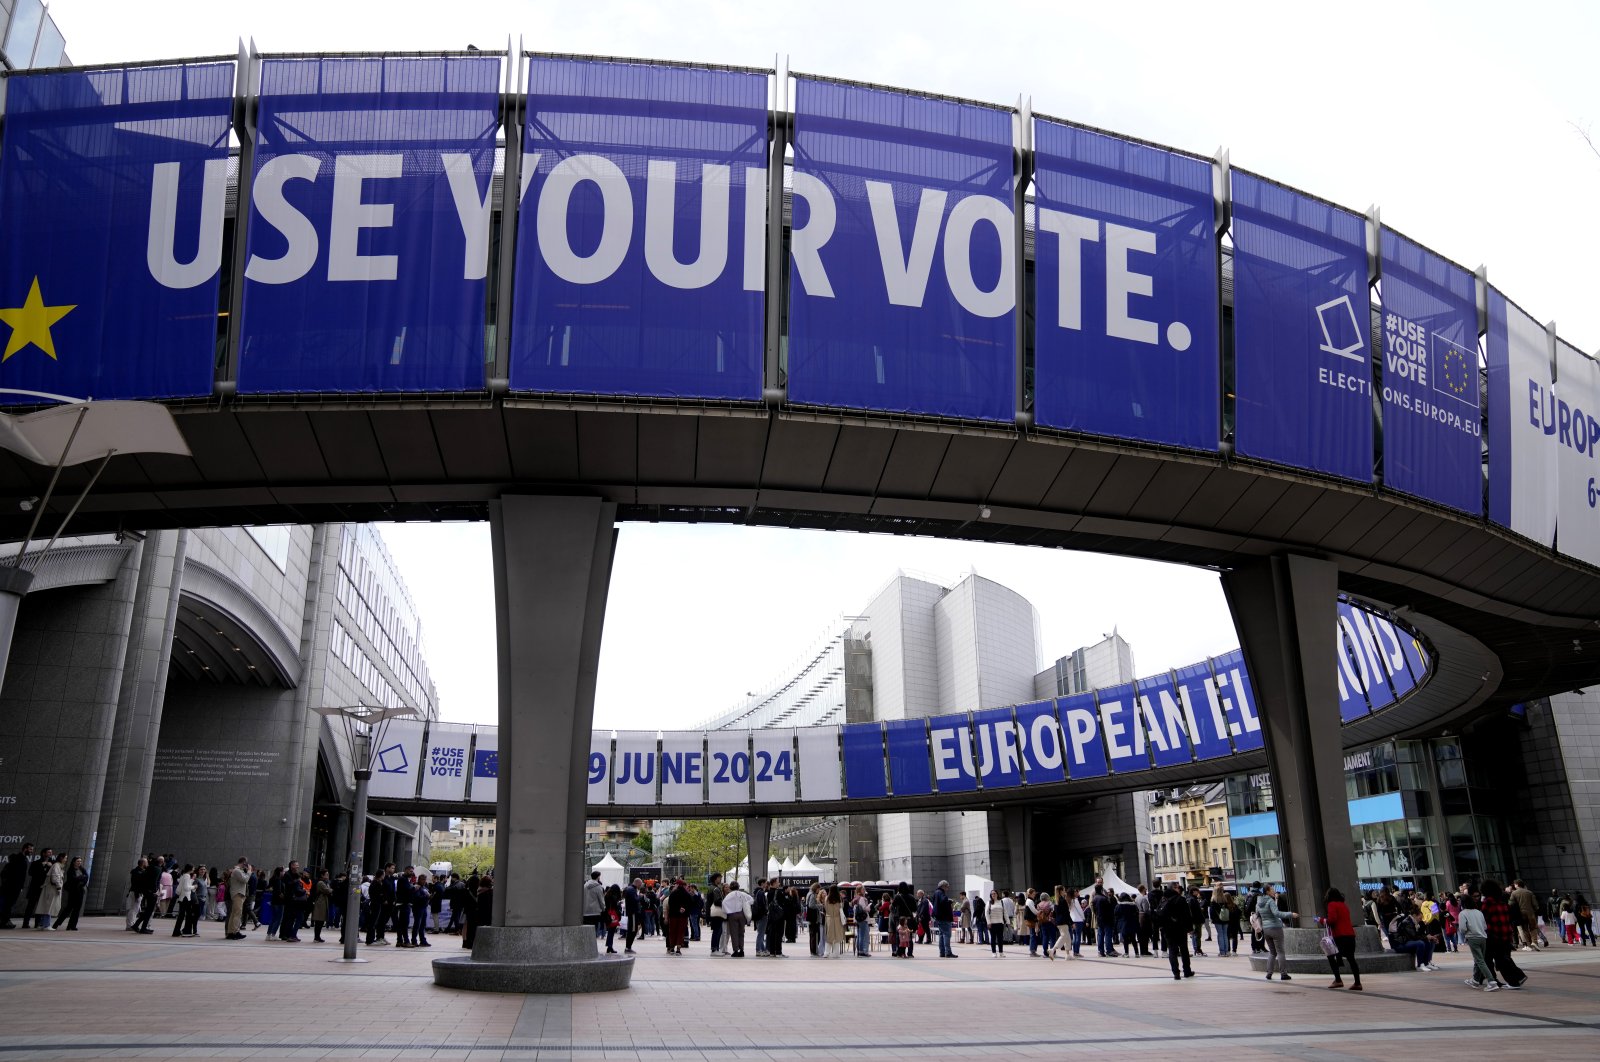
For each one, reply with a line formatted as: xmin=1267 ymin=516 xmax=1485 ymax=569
xmin=1100 ymin=865 xmax=1142 ymax=898
xmin=591 ymin=853 xmax=625 ymax=889
xmin=780 ymin=857 xmax=796 ymax=872
xmin=793 ymin=855 xmax=821 ymax=874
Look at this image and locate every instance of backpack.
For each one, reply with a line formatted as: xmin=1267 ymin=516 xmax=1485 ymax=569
xmin=1215 ymin=905 xmax=1230 ymax=923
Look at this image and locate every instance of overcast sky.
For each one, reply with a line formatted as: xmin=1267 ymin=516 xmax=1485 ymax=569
xmin=45 ymin=1 xmax=1600 ymax=728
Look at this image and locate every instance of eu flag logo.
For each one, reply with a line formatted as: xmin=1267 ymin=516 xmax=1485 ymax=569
xmin=1431 ymin=334 xmax=1476 ymax=407
xmin=473 ymin=748 xmax=499 ymax=779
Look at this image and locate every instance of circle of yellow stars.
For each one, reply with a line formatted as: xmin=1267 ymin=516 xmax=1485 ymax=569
xmin=0 ymin=277 xmax=76 ymax=362
xmin=1441 ymin=345 xmax=1470 ymax=396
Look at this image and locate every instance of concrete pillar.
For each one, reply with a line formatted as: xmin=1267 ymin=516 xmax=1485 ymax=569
xmin=1002 ymin=807 xmax=1029 ymax=891
xmin=433 ymin=495 xmax=631 ymax=992
xmin=745 ymin=817 xmax=771 ymax=888
xmin=0 ymin=567 xmax=35 ymax=696
xmin=1220 ymin=554 xmax=1358 ymax=920
xmin=379 ymin=828 xmax=395 ymax=869
xmin=330 ymin=810 xmax=351 ymax=879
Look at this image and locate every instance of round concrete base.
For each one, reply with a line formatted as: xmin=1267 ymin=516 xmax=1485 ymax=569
xmin=1245 ymin=925 xmax=1418 ymax=975
xmin=431 ymin=925 xmax=634 ymax=994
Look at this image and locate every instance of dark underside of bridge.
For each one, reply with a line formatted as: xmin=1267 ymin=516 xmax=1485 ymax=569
xmin=5 ymin=399 xmax=1599 ymax=722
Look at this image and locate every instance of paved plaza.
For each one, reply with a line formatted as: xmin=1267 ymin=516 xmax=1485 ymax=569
xmin=0 ymin=919 xmax=1596 ymax=1060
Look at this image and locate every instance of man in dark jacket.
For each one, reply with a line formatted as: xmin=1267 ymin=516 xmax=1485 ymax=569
xmin=1092 ymin=885 xmax=1117 ymax=956
xmin=622 ymin=877 xmax=643 ymax=954
xmin=23 ymin=847 xmax=54 ymax=928
xmin=1187 ymin=887 xmax=1208 ymax=955
xmin=130 ymin=857 xmax=159 ymax=933
xmin=1158 ymin=884 xmax=1195 ymax=980
xmin=0 ymin=843 xmax=32 ymax=929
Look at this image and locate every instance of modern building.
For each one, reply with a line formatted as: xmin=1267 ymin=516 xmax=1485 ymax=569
xmin=0 ymin=523 xmax=439 ymax=912
xmin=0 ymin=0 xmax=69 ymax=71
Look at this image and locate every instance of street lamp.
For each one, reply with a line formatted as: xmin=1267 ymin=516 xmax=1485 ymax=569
xmin=314 ymin=701 xmax=416 ymax=963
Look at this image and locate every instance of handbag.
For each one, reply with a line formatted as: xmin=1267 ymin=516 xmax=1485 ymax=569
xmin=1319 ymin=932 xmax=1339 ymax=957
xmin=710 ymin=904 xmax=724 ymax=918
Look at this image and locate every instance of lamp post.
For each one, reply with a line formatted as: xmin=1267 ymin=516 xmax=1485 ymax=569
xmin=313 ymin=702 xmax=415 ymax=963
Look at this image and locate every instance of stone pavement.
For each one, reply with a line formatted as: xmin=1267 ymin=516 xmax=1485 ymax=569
xmin=1 ymin=919 xmax=1597 ymax=1060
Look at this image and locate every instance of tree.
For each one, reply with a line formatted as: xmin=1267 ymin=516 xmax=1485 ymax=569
xmin=667 ymin=819 xmax=745 ymax=882
xmin=428 ymin=843 xmax=495 ymax=876
xmin=633 ymin=830 xmax=653 ymax=854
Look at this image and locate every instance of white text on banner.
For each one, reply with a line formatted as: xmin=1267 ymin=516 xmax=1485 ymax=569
xmin=660 ymin=731 xmax=706 ymax=804
xmin=752 ymin=728 xmax=797 ymax=803
xmin=706 ymin=731 xmax=752 ymax=804
xmin=419 ymin=724 xmax=472 ymax=801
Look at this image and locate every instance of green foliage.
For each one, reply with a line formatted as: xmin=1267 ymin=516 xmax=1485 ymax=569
xmin=633 ymin=830 xmax=653 ymax=853
xmin=667 ymin=819 xmax=745 ymax=882
xmin=428 ymin=843 xmax=495 ymax=876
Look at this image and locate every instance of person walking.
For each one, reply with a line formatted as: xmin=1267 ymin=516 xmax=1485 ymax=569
xmin=1509 ymin=880 xmax=1542 ymax=951
xmin=0 ymin=843 xmax=33 ymax=930
xmin=130 ymin=857 xmax=159 ymax=934
xmin=1322 ymin=887 xmax=1362 ymax=990
xmin=1459 ymin=893 xmax=1497 ymax=990
xmin=23 ymin=848 xmax=54 ymax=929
xmin=1257 ymin=884 xmax=1297 ymax=981
xmin=1479 ymin=879 xmax=1527 ymax=989
xmin=1158 ymin=884 xmax=1194 ymax=980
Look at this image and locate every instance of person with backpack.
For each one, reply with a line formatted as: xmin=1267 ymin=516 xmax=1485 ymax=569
xmin=1157 ymin=884 xmax=1194 ymax=980
xmin=852 ymin=886 xmax=873 ymax=956
xmin=1186 ymin=887 xmax=1208 ymax=956
xmin=1385 ymin=903 xmax=1437 ymax=971
xmin=1211 ymin=889 xmax=1238 ymax=956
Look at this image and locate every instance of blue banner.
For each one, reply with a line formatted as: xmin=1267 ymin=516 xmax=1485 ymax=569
xmin=1171 ymin=661 xmax=1232 ymax=760
xmin=1379 ymin=230 xmax=1481 ymax=513
xmin=927 ymin=712 xmax=977 ymax=793
xmin=884 ymin=718 xmax=933 ymax=796
xmin=1094 ymin=681 xmax=1149 ymax=774
xmin=971 ymin=706 xmax=1024 ymax=789
xmin=1231 ymin=173 xmax=1373 ymax=481
xmin=1014 ymin=700 xmax=1067 ymax=784
xmin=1056 ymin=692 xmax=1108 ymax=780
xmin=1485 ymin=290 xmax=1556 ymax=545
xmin=1032 ymin=121 xmax=1218 ymax=450
xmin=840 ymin=722 xmax=887 ymax=799
xmin=786 ymin=78 xmax=1015 ymax=421
xmin=237 ymin=56 xmax=500 ymax=393
xmin=510 ymin=58 xmax=767 ymax=399
xmin=0 ymin=63 xmax=234 ymax=402
xmin=1134 ymin=672 xmax=1193 ymax=768
xmin=1211 ymin=650 xmax=1263 ymax=751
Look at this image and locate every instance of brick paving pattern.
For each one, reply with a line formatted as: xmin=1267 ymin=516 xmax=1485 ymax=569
xmin=1 ymin=919 xmax=1596 ymax=1060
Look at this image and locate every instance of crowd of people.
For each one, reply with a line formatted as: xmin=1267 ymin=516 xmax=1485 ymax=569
xmin=0 ymin=843 xmax=497 ymax=949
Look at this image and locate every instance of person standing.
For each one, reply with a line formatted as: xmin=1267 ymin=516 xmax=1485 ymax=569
xmin=1257 ymin=884 xmax=1297 ymax=981
xmin=582 ymin=870 xmax=606 ymax=942
xmin=721 ymin=879 xmax=752 ymax=958
xmin=704 ymin=873 xmax=726 ymax=956
xmin=1158 ymin=884 xmax=1194 ymax=980
xmin=171 ymin=866 xmax=194 ymax=938
xmin=23 ymin=847 xmax=54 ymax=928
xmin=852 ymin=886 xmax=872 ymax=957
xmin=1135 ymin=885 xmax=1154 ymax=957
xmin=987 ymin=889 xmax=1007 ymax=956
xmin=666 ymin=878 xmax=692 ymax=955
xmin=824 ymin=884 xmax=846 ymax=958
xmin=311 ymin=870 xmax=333 ymax=943
xmin=1187 ymin=887 xmax=1208 ymax=957
xmin=410 ymin=873 xmax=431 ymax=947
xmin=0 ymin=843 xmax=33 ymax=929
xmin=1092 ymin=885 xmax=1117 ymax=957
xmin=465 ymin=875 xmax=493 ymax=950
xmin=932 ymin=880 xmax=957 ymax=958
xmin=58 ymin=857 xmax=89 ymax=931
xmin=1322 ymin=887 xmax=1362 ymax=990
xmin=37 ymin=854 xmax=64 ymax=930
xmin=763 ymin=882 xmax=787 ymax=957
xmin=621 ymin=877 xmax=643 ymax=954
xmin=225 ymin=859 xmax=251 ymax=940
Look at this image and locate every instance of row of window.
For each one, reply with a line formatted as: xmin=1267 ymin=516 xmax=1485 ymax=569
xmin=1154 ymin=840 xmax=1231 ymax=870
xmin=330 ymin=621 xmax=404 ymax=711
xmin=337 ymin=528 xmax=434 ymax=709
xmin=1150 ymin=809 xmax=1225 ymax=836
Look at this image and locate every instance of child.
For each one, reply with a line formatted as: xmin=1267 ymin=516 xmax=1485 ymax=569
xmin=896 ymin=917 xmax=914 ymax=958
xmin=1459 ymin=894 xmax=1497 ymax=991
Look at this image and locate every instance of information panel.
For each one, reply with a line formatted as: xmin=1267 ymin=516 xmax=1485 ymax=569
xmin=1231 ymin=172 xmax=1373 ymax=481
xmin=1032 ymin=120 xmax=1219 ymax=450
xmin=419 ymin=724 xmax=472 ymax=801
xmin=1134 ymin=673 xmax=1194 ymax=768
xmin=469 ymin=727 xmax=498 ymax=803
xmin=1486 ymin=290 xmax=1556 ymax=546
xmin=972 ymin=706 xmax=1024 ymax=789
xmin=0 ymin=62 xmax=234 ymax=401
xmin=588 ymin=732 xmax=612 ymax=806
xmin=238 ymin=56 xmax=501 ymax=393
xmin=1555 ymin=340 xmax=1600 ymax=568
xmin=706 ymin=731 xmax=752 ymax=804
xmin=1057 ymin=691 xmax=1108 ymax=780
xmin=927 ymin=713 xmax=977 ymax=794
xmin=841 ymin=722 xmax=888 ymax=799
xmin=510 ymin=58 xmax=767 ymax=399
xmin=1379 ymin=230 xmax=1482 ymax=514
xmin=659 ymin=731 xmax=705 ymax=804
xmin=752 ymin=728 xmax=797 ymax=803
xmin=368 ymin=721 xmax=425 ymax=799
xmin=795 ymin=725 xmax=842 ymax=802
xmin=787 ymin=78 xmax=1015 ymax=421
xmin=612 ymin=730 xmax=658 ymax=804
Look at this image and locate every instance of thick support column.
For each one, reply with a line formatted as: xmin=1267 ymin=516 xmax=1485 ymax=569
xmin=0 ymin=567 xmax=35 ymax=696
xmin=433 ymin=495 xmax=631 ymax=993
xmin=1002 ymin=807 xmax=1029 ymax=891
xmin=1220 ymin=554 xmax=1358 ymax=921
xmin=745 ymin=817 xmax=771 ymax=888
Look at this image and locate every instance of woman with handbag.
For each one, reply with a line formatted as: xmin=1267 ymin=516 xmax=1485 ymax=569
xmin=1322 ymin=887 xmax=1362 ymax=990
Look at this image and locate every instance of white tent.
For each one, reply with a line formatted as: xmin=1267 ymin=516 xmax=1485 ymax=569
xmin=965 ymin=874 xmax=994 ymax=902
xmin=1101 ymin=864 xmax=1142 ymax=897
xmin=591 ymin=853 xmax=625 ymax=889
xmin=780 ymin=857 xmax=796 ymax=872
xmin=767 ymin=856 xmax=782 ymax=874
xmin=793 ymin=855 xmax=820 ymax=875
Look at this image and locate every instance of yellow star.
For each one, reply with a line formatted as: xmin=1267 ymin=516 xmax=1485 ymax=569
xmin=0 ymin=278 xmax=76 ymax=362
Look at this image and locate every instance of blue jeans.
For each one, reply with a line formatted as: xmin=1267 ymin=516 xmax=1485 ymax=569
xmin=755 ymin=924 xmax=766 ymax=954
xmin=1069 ymin=922 xmax=1083 ymax=954
xmin=1097 ymin=926 xmax=1116 ymax=955
xmin=1217 ymin=924 xmax=1231 ymax=955
xmin=1191 ymin=928 xmax=1204 ymax=953
xmin=1042 ymin=922 xmax=1060 ymax=952
xmin=976 ymin=920 xmax=989 ymax=944
xmin=1394 ymin=938 xmax=1434 ymax=968
xmin=856 ymin=920 xmax=870 ymax=955
xmin=936 ymin=920 xmax=953 ymax=956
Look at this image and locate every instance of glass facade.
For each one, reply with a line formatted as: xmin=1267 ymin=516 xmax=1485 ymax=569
xmin=1227 ymin=737 xmax=1515 ymax=897
xmin=0 ymin=0 xmax=68 ymax=70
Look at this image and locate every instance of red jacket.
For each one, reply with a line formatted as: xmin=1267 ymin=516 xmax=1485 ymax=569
xmin=1325 ymin=900 xmax=1354 ymax=937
